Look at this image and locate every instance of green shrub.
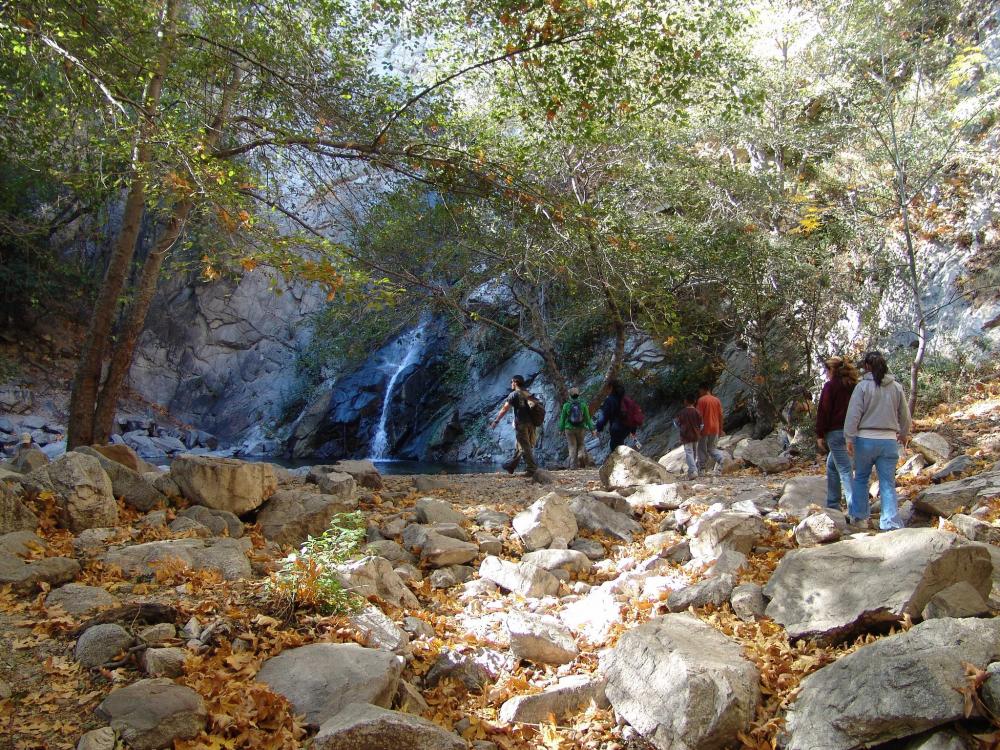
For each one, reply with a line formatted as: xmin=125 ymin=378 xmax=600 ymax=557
xmin=264 ymin=511 xmax=367 ymax=617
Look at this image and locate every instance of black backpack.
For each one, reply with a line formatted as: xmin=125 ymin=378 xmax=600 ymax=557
xmin=523 ymin=392 xmax=546 ymax=427
xmin=568 ymin=400 xmax=584 ymax=426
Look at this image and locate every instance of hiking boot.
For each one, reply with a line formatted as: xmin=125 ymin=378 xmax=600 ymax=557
xmin=846 ymin=517 xmax=870 ymax=531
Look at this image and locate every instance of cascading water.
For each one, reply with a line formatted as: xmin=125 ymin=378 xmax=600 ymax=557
xmin=369 ymin=321 xmax=428 ymax=459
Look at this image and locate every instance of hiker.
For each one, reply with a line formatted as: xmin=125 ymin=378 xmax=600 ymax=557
xmin=490 ymin=375 xmax=540 ymax=476
xmin=558 ymin=387 xmax=597 ymax=469
xmin=673 ymin=395 xmax=703 ymax=479
xmin=595 ymin=378 xmax=643 ymax=451
xmin=844 ymin=350 xmax=911 ymax=530
xmin=816 ymin=356 xmax=860 ymax=511
xmin=696 ymin=383 xmax=726 ymax=474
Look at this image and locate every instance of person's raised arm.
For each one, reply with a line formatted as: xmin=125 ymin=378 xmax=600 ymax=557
xmin=491 ymin=401 xmax=511 ymax=429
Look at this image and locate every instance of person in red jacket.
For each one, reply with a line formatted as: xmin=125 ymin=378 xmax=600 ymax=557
xmin=696 ymin=383 xmax=725 ymax=474
xmin=815 ymin=356 xmax=860 ymax=510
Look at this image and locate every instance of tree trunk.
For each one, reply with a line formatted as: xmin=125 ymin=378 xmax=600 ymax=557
xmin=66 ymin=0 xmax=182 ymax=449
xmin=91 ymin=64 xmax=244 ymax=443
xmin=92 ymin=200 xmax=193 ymax=442
xmin=589 ymin=279 xmax=626 ymax=415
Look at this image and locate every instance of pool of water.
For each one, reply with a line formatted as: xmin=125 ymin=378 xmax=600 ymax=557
xmin=268 ymin=457 xmax=502 ymax=476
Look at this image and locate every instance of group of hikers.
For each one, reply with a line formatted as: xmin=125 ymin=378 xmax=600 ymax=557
xmin=491 ymin=348 xmax=911 ymax=532
xmin=815 ymin=350 xmax=911 ymax=530
xmin=490 ymin=375 xmax=726 ymax=477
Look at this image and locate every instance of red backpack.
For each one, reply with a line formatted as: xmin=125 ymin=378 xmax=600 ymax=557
xmin=620 ymin=396 xmax=644 ymax=431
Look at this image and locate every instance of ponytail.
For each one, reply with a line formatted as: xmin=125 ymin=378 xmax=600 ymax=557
xmin=862 ymin=351 xmax=888 ymax=387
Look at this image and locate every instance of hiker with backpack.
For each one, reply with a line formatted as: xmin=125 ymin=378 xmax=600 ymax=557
xmin=595 ymin=378 xmax=644 ymax=451
xmin=558 ymin=387 xmax=597 ymax=469
xmin=490 ymin=374 xmax=544 ymax=476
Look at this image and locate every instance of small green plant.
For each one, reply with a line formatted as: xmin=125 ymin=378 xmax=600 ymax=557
xmin=264 ymin=511 xmax=367 ymax=617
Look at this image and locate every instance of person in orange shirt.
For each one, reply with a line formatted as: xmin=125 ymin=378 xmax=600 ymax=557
xmin=696 ymin=383 xmax=726 ymax=475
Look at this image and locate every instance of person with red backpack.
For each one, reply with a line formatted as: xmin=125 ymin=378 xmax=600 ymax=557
xmin=595 ymin=378 xmax=644 ymax=451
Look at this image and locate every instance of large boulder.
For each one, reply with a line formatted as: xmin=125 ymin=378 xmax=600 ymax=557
xmin=306 ymin=466 xmax=357 ymax=497
xmin=24 ymin=452 xmax=117 ymax=532
xmin=764 ymin=529 xmax=992 ymax=641
xmin=793 ymin=510 xmax=845 ymax=547
xmin=90 ymin=443 xmax=148 ymax=472
xmin=255 ymin=643 xmax=403 ymax=727
xmin=414 ymin=497 xmax=465 ymax=525
xmin=479 ymin=556 xmax=560 ymax=598
xmin=512 ymin=493 xmax=578 ymax=551
xmin=335 ymin=556 xmax=420 ymax=609
xmin=657 ymin=445 xmax=688 ymax=474
xmin=601 ymin=613 xmax=759 ymax=750
xmin=176 ymin=505 xmax=243 ymax=538
xmin=170 ymin=455 xmax=277 ymax=514
xmin=418 ymin=530 xmax=479 ymax=568
xmin=95 ymin=678 xmax=206 ymax=750
xmin=499 ymin=675 xmax=608 ymax=724
xmin=75 ymin=623 xmax=133 ymax=667
xmin=910 ymin=432 xmax=951 ymax=464
xmin=600 ymin=446 xmax=671 ymax=489
xmin=687 ymin=507 xmax=766 ymax=560
xmin=74 ymin=446 xmax=167 ymax=512
xmin=624 ymin=483 xmax=684 ymax=511
xmin=734 ymin=435 xmax=789 ymax=472
xmin=0 ymin=554 xmax=80 ymax=594
xmin=782 ymin=618 xmax=1000 ymax=750
xmin=313 ymin=703 xmax=465 ymax=750
xmin=13 ymin=447 xmax=49 ymax=474
xmin=568 ymin=495 xmax=641 ymax=542
xmin=256 ymin=488 xmax=358 ymax=548
xmin=506 ymin=611 xmax=579 ymax=665
xmin=914 ymin=471 xmax=1000 ymax=517
xmin=778 ymin=476 xmax=828 ymax=515
xmin=328 ymin=459 xmax=383 ymax=489
xmin=102 ymin=538 xmax=252 ymax=581
xmin=520 ymin=548 xmax=592 ymax=574
xmin=45 ymin=583 xmax=119 ymax=615
xmin=0 ymin=482 xmax=37 ymax=534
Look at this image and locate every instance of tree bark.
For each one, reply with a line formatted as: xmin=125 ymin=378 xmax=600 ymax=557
xmin=91 ymin=200 xmax=193 ymax=442
xmin=66 ymin=0 xmax=181 ymax=449
xmin=91 ymin=64 xmax=244 ymax=443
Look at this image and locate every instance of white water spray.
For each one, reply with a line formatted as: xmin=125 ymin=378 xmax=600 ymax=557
xmin=369 ymin=321 xmax=428 ymax=459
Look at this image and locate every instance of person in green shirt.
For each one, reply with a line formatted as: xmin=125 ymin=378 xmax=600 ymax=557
xmin=558 ymin=387 xmax=597 ymax=469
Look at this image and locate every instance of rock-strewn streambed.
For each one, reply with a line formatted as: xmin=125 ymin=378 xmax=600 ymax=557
xmin=1 ymin=406 xmax=999 ymax=750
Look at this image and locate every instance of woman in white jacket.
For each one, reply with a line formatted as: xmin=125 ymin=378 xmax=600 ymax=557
xmin=844 ymin=351 xmax=912 ymax=530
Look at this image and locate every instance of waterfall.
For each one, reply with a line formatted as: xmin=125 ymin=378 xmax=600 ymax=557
xmin=369 ymin=321 xmax=428 ymax=459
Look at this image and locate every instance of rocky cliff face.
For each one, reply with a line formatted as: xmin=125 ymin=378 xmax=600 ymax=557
xmin=128 ymin=269 xmax=327 ymax=443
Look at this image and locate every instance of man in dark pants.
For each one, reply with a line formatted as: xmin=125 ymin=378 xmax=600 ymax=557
xmin=490 ymin=375 xmax=538 ymax=476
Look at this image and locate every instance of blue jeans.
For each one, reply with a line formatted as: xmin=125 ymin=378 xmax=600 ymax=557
xmin=849 ymin=437 xmax=901 ymax=529
xmin=682 ymin=442 xmax=699 ymax=478
xmin=825 ymin=430 xmax=853 ymax=510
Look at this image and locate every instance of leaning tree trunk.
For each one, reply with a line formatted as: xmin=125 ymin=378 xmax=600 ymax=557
xmin=91 ymin=200 xmax=193 ymax=443
xmin=91 ymin=65 xmax=244 ymax=443
xmin=898 ymin=169 xmax=925 ymax=417
xmin=589 ymin=279 xmax=626 ymax=415
xmin=66 ymin=0 xmax=182 ymax=449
